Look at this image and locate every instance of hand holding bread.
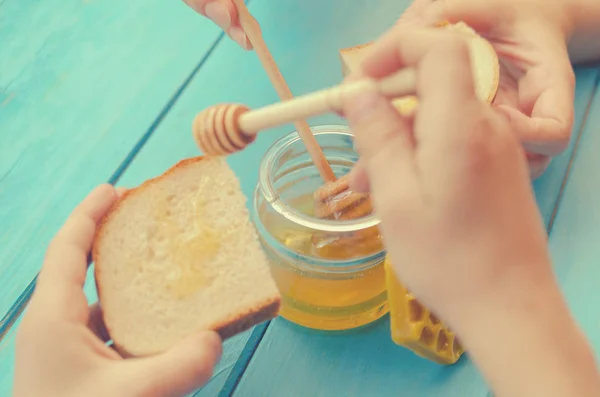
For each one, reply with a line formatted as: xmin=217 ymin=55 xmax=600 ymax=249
xmin=92 ymin=157 xmax=281 ymax=357
xmin=13 ymin=185 xmax=223 ymax=397
xmin=343 ymin=25 xmax=599 ymax=397
xmin=395 ymin=0 xmax=576 ymax=179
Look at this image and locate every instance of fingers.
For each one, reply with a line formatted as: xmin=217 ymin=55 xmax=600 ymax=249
xmin=414 ymin=35 xmax=480 ymax=150
xmin=343 ymin=83 xmax=419 ymax=217
xmin=363 ymin=27 xmax=479 ymax=139
xmin=358 ymin=26 xmax=474 ymax=81
xmin=354 ymin=26 xmax=513 ymax=200
xmin=183 ymin=0 xmax=251 ymax=50
xmin=345 ymin=25 xmax=478 ymax=201
xmin=500 ymin=106 xmax=573 ymax=156
xmin=121 ymin=332 xmax=222 ymax=397
xmin=36 ymin=184 xmax=118 ymax=319
xmin=344 ymin=27 xmax=484 ymax=202
xmin=496 ymin=74 xmax=575 ymax=156
xmin=418 ymin=37 xmax=477 ymax=113
xmin=422 ymin=0 xmax=574 ymax=159
xmin=413 ymin=34 xmax=500 ymax=192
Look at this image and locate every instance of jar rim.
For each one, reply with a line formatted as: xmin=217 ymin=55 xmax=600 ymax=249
xmin=258 ymin=124 xmax=382 ymax=234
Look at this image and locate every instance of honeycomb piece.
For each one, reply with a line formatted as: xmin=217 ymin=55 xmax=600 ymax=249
xmin=384 ymin=257 xmax=464 ymax=365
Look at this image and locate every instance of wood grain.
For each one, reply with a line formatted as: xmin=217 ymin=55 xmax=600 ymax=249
xmin=0 ymin=0 xmax=223 ymax=319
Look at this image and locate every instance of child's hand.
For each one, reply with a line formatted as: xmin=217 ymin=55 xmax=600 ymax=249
xmin=344 ymin=26 xmax=600 ymax=397
xmin=13 ymin=185 xmax=222 ymax=397
xmin=397 ymin=0 xmax=576 ymax=179
xmin=344 ymin=26 xmax=551 ymax=331
xmin=182 ymin=0 xmax=251 ymax=50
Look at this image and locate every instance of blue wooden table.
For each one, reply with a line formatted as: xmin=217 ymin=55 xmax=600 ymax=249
xmin=1 ymin=0 xmax=598 ymax=395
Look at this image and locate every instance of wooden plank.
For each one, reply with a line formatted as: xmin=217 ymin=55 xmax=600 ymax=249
xmin=545 ymin=73 xmax=600 ymax=355
xmin=0 ymin=0 xmax=224 ymax=320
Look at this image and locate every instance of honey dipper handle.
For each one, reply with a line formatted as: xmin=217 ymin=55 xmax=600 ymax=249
xmin=238 ymin=68 xmax=417 ymax=134
xmin=232 ymin=0 xmax=337 ymax=182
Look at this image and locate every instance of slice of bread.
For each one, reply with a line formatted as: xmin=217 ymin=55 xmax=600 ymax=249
xmin=339 ymin=21 xmax=500 ymax=116
xmin=92 ymin=156 xmax=281 ymax=357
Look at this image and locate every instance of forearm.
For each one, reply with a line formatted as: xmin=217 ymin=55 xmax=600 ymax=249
xmin=566 ymin=0 xmax=600 ymax=64
xmin=453 ymin=271 xmax=600 ymax=397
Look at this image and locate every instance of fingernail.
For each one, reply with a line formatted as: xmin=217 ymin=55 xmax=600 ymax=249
xmin=205 ymin=2 xmax=231 ymax=30
xmin=345 ymin=88 xmax=382 ymax=123
xmin=229 ymin=27 xmax=250 ymax=50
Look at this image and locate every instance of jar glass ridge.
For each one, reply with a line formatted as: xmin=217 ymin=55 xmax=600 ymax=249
xmin=252 ymin=125 xmax=389 ymax=331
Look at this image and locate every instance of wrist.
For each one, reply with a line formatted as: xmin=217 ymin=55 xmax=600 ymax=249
xmin=453 ymin=268 xmax=600 ymax=396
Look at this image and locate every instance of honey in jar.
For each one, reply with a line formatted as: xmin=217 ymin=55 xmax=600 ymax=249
xmin=252 ymin=125 xmax=388 ymax=331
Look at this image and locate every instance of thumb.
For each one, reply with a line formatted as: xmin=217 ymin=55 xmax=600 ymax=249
xmin=121 ymin=331 xmax=223 ymax=397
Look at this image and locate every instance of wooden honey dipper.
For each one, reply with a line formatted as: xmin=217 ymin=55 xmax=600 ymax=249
xmin=231 ymin=0 xmax=335 ymax=183
xmin=202 ymin=0 xmax=413 ymax=232
xmin=192 ymin=68 xmax=416 ymax=157
xmin=228 ymin=0 xmax=388 ymax=225
xmin=193 ymin=71 xmax=416 ymax=233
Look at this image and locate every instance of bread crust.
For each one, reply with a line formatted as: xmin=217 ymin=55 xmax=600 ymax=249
xmin=111 ymin=296 xmax=281 ymax=359
xmin=211 ymin=296 xmax=281 ymax=340
xmin=92 ymin=156 xmax=281 ymax=357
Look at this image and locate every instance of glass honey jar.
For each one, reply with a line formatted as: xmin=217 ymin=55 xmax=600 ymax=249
xmin=252 ymin=125 xmax=388 ymax=331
